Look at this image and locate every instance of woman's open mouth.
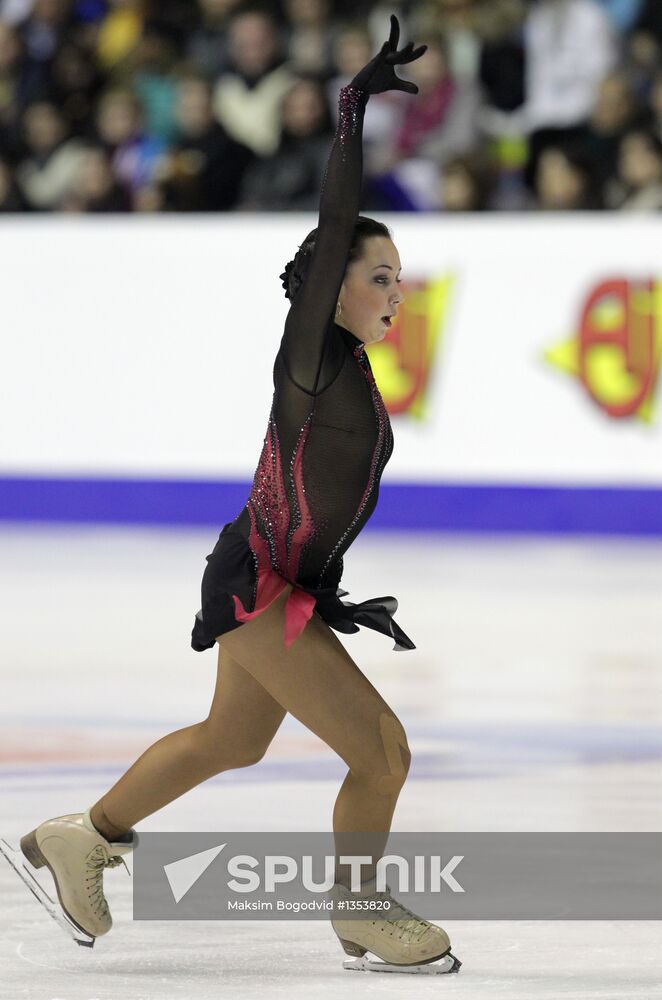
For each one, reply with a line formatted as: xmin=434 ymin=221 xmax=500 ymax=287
xmin=381 ymin=315 xmax=392 ymax=328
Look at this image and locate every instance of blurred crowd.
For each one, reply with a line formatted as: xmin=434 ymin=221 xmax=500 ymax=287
xmin=2 ymin=0 xmax=662 ymax=213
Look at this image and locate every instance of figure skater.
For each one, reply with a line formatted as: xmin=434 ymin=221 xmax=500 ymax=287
xmin=11 ymin=15 xmax=459 ymax=975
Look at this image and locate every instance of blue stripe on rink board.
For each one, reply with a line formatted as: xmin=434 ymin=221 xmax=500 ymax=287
xmin=0 ymin=476 xmax=661 ymax=535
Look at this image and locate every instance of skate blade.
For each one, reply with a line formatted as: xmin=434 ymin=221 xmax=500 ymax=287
xmin=0 ymin=838 xmax=95 ymax=949
xmin=343 ymin=951 xmax=461 ymax=974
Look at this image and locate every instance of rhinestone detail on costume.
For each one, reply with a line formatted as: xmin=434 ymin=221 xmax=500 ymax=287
xmin=338 ymin=85 xmax=367 ymax=158
xmin=245 ymin=406 xmax=319 ymax=609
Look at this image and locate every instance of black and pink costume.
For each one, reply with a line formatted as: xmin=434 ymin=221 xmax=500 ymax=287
xmin=191 ymin=85 xmax=415 ymax=654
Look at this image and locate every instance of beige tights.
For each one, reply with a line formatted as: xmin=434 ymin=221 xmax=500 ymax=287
xmin=90 ymin=583 xmax=411 ymax=888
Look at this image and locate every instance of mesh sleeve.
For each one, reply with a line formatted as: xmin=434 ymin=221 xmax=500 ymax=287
xmin=278 ymin=85 xmax=369 ymax=396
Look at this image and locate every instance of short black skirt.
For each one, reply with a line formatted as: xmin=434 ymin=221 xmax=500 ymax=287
xmin=191 ymin=521 xmax=416 ymax=653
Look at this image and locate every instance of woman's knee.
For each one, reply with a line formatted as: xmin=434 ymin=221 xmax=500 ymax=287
xmin=350 ymin=713 xmax=412 ymax=794
xmin=194 ymin=720 xmax=269 ymax=774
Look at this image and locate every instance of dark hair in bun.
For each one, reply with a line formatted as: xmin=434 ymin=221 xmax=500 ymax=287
xmin=279 ymin=216 xmax=392 ymax=302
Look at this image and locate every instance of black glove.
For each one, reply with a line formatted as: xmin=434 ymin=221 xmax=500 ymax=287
xmin=350 ymin=14 xmax=427 ymax=96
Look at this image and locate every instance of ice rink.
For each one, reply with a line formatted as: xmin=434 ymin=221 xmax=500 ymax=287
xmin=1 ymin=523 xmax=661 ymax=1000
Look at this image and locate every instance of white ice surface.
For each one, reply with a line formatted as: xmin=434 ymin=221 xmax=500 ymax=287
xmin=1 ymin=525 xmax=661 ymax=999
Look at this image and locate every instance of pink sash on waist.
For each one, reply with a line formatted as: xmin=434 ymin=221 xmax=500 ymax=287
xmin=232 ymin=566 xmax=317 ymax=649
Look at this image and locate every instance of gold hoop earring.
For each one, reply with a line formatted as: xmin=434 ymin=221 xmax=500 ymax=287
xmin=336 ymin=301 xmax=342 ymax=317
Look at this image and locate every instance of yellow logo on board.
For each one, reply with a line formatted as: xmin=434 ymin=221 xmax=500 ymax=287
xmin=545 ymin=278 xmax=662 ymax=422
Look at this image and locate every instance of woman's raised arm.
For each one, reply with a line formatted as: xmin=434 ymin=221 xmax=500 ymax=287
xmin=279 ymin=15 xmax=426 ymax=396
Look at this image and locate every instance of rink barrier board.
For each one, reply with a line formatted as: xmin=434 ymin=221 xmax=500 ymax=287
xmin=0 ymin=477 xmax=661 ymax=535
xmin=3 ymin=217 xmax=662 ymax=487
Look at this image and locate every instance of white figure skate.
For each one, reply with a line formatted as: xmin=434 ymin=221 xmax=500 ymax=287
xmin=329 ymin=877 xmax=461 ymax=974
xmin=0 ymin=807 xmax=137 ymax=948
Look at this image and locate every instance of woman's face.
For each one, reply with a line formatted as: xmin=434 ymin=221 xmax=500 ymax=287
xmin=175 ymin=79 xmax=213 ymax=136
xmin=619 ymin=133 xmax=662 ymax=188
xmin=336 ymin=236 xmax=405 ymax=346
xmin=23 ymin=102 xmax=66 ymax=153
xmin=282 ymin=80 xmax=326 ymax=137
xmin=406 ymin=43 xmax=447 ymax=92
xmin=285 ymin=0 xmax=329 ymax=26
xmin=536 ymin=149 xmax=585 ymax=209
xmin=333 ymin=28 xmax=372 ymax=77
xmin=592 ymin=74 xmax=633 ymax=133
xmin=441 ymin=164 xmax=476 ymax=210
xmin=230 ymin=13 xmax=278 ymax=77
xmin=97 ymin=94 xmax=140 ymax=145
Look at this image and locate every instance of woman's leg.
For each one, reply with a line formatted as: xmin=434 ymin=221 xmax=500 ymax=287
xmin=217 ymin=584 xmax=411 ymax=888
xmin=89 ymin=646 xmax=287 ymax=840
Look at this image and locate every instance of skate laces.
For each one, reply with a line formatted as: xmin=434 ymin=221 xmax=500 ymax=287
xmin=370 ymin=884 xmax=434 ymax=943
xmin=85 ymin=844 xmax=129 ymax=916
xmin=338 ymin=881 xmax=433 ymax=944
xmin=384 ymin=885 xmax=433 ymax=941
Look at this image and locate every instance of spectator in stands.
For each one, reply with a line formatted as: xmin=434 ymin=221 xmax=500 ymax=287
xmin=534 ymin=144 xmax=604 ymax=209
xmin=524 ymin=0 xmax=618 ymax=189
xmin=139 ymin=0 xmax=199 ymax=56
xmin=186 ymin=0 xmax=243 ymax=80
xmin=0 ymin=0 xmax=31 ymax=26
xmin=0 ymin=151 xmax=27 ymax=208
xmin=326 ymin=21 xmax=371 ymax=97
xmin=0 ymin=21 xmax=29 ymax=159
xmin=128 ymin=26 xmax=180 ymax=144
xmin=414 ymin=0 xmax=482 ymax=83
xmin=1 ymin=0 xmax=662 ymax=214
xmin=477 ymin=0 xmax=527 ymax=118
xmin=15 ymin=100 xmax=87 ymax=208
xmin=392 ymin=34 xmax=456 ymax=160
xmin=399 ymin=31 xmax=479 ymax=165
xmin=326 ymin=21 xmax=403 ymax=166
xmin=573 ymin=71 xmax=644 ymax=191
xmin=360 ymin=30 xmax=480 ymax=211
xmin=212 ymin=6 xmax=296 ymax=157
xmin=95 ymin=86 xmax=166 ymax=202
xmin=95 ymin=0 xmax=144 ymax=74
xmin=596 ymin=0 xmax=644 ymax=31
xmin=153 ymin=73 xmax=253 ymax=211
xmin=632 ymin=0 xmax=662 ymax=40
xmin=16 ymin=0 xmax=72 ymax=95
xmin=362 ymin=31 xmax=481 ymax=211
xmin=610 ymin=127 xmax=662 ymax=209
xmin=439 ymin=152 xmax=494 ymax=210
xmin=524 ymin=0 xmax=617 ymax=131
xmin=61 ymin=143 xmax=132 ymax=211
xmin=283 ymin=0 xmax=337 ymax=78
xmin=626 ymin=1 xmax=662 ymax=100
xmin=237 ymin=74 xmax=332 ymax=210
xmin=49 ymin=41 xmax=105 ymax=139
xmin=649 ymin=70 xmax=662 ymax=142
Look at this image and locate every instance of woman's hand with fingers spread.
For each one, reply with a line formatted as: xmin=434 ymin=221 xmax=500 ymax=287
xmin=350 ymin=15 xmax=427 ymax=96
